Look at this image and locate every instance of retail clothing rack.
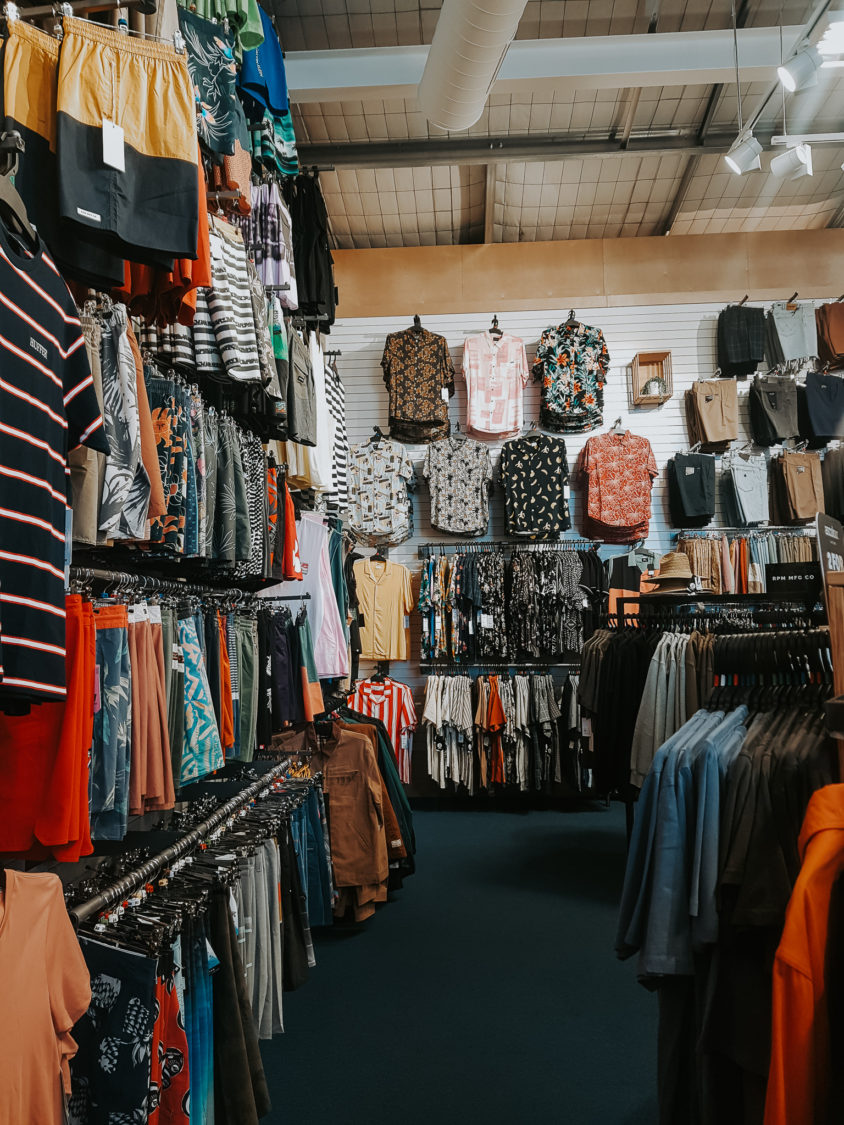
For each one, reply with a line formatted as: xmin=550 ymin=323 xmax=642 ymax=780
xmin=68 ymin=756 xmax=293 ymax=928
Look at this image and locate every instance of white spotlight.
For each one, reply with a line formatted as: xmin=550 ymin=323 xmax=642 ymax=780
xmin=777 ymin=46 xmax=822 ymax=92
xmin=770 ymin=143 xmax=814 ymax=180
xmin=725 ymin=134 xmax=763 ymax=174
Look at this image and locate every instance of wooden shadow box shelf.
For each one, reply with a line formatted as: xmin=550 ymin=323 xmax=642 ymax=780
xmin=632 ymin=350 xmax=673 ymax=405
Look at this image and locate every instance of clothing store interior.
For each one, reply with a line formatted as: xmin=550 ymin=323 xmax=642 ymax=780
xmin=2 ymin=0 xmax=844 ymax=1121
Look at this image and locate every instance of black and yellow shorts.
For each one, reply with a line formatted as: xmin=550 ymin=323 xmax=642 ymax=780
xmin=56 ymin=17 xmax=199 ymax=261
xmin=2 ymin=20 xmax=125 ymax=287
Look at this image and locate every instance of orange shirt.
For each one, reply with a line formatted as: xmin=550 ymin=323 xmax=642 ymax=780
xmin=765 ymin=784 xmax=844 ymax=1125
xmin=0 ymin=871 xmax=91 ymax=1124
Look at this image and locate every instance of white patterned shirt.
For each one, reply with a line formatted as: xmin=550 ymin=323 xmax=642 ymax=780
xmin=462 ymin=332 xmax=529 ymax=438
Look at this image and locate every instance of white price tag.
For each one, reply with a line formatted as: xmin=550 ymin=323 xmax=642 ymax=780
xmin=481 ymin=612 xmax=494 ymax=629
xmin=148 ymin=604 xmax=162 ymax=625
xmin=102 ymin=119 xmax=126 ymax=171
xmin=563 ymin=485 xmax=571 ymax=501
xmin=403 ymin=615 xmax=410 ymax=629
xmin=441 ymin=386 xmax=449 ymax=402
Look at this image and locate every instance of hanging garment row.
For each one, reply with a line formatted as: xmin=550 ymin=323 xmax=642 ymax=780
xmin=270 ymin=709 xmax=417 ymax=921
xmin=418 ymin=546 xmax=601 ymax=664
xmin=65 ymin=771 xmax=333 ymax=1125
xmin=0 ymin=572 xmax=339 ymax=855
xmin=616 ymin=700 xmax=837 ymax=1125
xmin=69 ymin=299 xmax=305 ymax=578
xmin=422 ymin=671 xmax=587 ymax=795
xmin=579 ymin=618 xmax=832 ymax=797
xmin=677 ymin=530 xmax=817 ymax=595
xmin=1 ymin=4 xmax=337 ymax=334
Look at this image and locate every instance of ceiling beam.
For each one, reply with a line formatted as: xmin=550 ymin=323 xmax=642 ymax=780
xmin=658 ymin=154 xmax=701 ymax=235
xmin=285 ymin=26 xmax=804 ymax=104
xmin=297 ymin=129 xmax=774 ymax=170
xmin=484 ymin=164 xmax=497 ymax=245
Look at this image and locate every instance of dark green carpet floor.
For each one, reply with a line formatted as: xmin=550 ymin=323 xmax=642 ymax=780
xmin=261 ymin=805 xmax=658 ymax=1124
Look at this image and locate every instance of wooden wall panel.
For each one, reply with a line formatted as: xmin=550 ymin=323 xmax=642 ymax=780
xmin=333 ymin=229 xmax=844 ymax=318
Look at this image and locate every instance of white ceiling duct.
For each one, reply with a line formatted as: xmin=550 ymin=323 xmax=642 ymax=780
xmin=418 ymin=0 xmax=530 ymax=131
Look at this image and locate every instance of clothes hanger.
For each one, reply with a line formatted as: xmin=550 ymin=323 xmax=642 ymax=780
xmin=0 ymin=132 xmax=37 ymax=250
xmin=488 ymin=314 xmax=503 ymax=339
xmin=451 ymin=419 xmax=468 ymax=442
xmin=412 ymin=314 xmax=423 ymax=332
xmin=564 ymin=308 xmax=579 ymax=327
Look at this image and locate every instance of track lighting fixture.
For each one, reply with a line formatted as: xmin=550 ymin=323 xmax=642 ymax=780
xmin=725 ymin=134 xmax=762 ymax=174
xmin=770 ymin=143 xmax=814 ymax=179
xmin=777 ymin=45 xmax=822 ymax=92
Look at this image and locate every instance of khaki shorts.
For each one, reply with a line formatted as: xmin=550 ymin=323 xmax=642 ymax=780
xmin=782 ymin=452 xmax=825 ymax=520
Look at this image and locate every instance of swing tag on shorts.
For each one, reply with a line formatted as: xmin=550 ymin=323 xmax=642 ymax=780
xmin=102 ymin=119 xmax=125 ymax=172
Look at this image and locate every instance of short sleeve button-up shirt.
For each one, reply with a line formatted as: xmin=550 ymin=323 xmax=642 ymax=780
xmin=499 ymin=433 xmax=571 ymax=539
xmin=462 ymin=332 xmax=529 ymax=438
xmin=578 ymin=430 xmax=658 ymax=530
xmin=533 ymin=321 xmax=610 ymax=434
xmin=423 ymin=436 xmax=493 ymax=536
xmin=348 ymin=438 xmax=415 ymax=546
xmin=381 ymin=326 xmax=455 ymax=443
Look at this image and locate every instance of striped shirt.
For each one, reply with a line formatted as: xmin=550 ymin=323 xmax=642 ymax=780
xmin=0 ymin=229 xmax=107 ymax=702
xmin=324 ymin=359 xmax=350 ymax=514
xmin=348 ymin=677 xmax=417 ymax=784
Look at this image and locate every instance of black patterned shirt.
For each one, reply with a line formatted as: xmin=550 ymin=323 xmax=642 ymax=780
xmin=381 ymin=326 xmax=455 ymax=443
xmin=423 ymin=436 xmax=493 ymax=536
xmin=499 ymin=433 xmax=570 ymax=538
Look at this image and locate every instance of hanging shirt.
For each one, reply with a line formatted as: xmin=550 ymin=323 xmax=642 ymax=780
xmin=423 ymin=436 xmax=493 ymax=536
xmin=380 ymin=326 xmax=454 ymax=444
xmin=0 ymin=231 xmax=107 ymax=704
xmin=533 ymin=320 xmax=610 ymax=433
xmin=353 ymin=558 xmax=414 ymax=661
xmin=348 ymin=676 xmax=418 ymax=783
xmin=348 ymin=438 xmax=415 ymax=546
xmin=0 ymin=871 xmax=91 ymax=1125
xmin=462 ymin=332 xmax=529 ymax=438
xmin=499 ymin=433 xmax=571 ymax=539
xmin=577 ymin=431 xmax=658 ymax=537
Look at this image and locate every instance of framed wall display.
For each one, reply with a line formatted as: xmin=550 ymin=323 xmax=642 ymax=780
xmin=632 ymin=350 xmax=673 ymax=405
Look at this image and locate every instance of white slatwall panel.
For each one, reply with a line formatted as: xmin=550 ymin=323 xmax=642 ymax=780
xmin=330 ymin=300 xmax=827 ymax=695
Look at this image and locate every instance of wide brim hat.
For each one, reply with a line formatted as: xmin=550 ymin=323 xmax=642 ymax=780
xmin=641 ymin=551 xmax=694 ymax=594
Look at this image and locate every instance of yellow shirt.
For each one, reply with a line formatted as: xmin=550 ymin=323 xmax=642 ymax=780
xmin=354 ymin=558 xmax=414 ymax=661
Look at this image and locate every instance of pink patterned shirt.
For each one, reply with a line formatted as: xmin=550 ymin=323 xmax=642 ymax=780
xmin=462 ymin=333 xmax=529 ymax=438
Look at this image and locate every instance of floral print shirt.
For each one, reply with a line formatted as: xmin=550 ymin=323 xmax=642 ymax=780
xmin=532 ymin=321 xmax=610 ymax=434
xmin=423 ymin=437 xmax=493 ymax=536
xmin=577 ymin=430 xmax=658 ymax=533
xmin=381 ymin=326 xmax=455 ymax=443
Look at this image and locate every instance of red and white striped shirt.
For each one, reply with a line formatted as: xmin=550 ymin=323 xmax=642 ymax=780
xmin=348 ymin=677 xmax=417 ymax=784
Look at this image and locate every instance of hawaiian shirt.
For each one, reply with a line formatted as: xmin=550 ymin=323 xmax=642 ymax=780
xmin=578 ymin=430 xmax=658 ymax=531
xmin=462 ymin=332 xmax=529 ymax=438
xmin=532 ymin=321 xmax=610 ymax=433
xmin=423 ymin=437 xmax=493 ymax=536
xmin=381 ymin=326 xmax=455 ymax=443
xmin=499 ymin=433 xmax=571 ymax=539
xmin=348 ymin=437 xmax=416 ymax=546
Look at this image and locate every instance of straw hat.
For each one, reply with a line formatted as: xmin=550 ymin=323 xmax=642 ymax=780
xmin=642 ymin=551 xmax=694 ymax=594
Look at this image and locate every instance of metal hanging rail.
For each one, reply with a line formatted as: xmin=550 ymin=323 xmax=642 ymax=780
xmin=69 ymin=565 xmax=258 ymax=603
xmin=418 ymin=538 xmax=603 ymax=558
xmin=68 ymin=756 xmax=294 ymax=928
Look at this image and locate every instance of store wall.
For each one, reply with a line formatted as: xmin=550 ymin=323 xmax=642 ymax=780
xmin=332 ymin=297 xmax=831 ymax=697
xmin=332 ymin=229 xmax=844 ymax=317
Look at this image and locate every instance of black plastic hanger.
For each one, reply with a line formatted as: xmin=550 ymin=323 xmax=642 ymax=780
xmin=412 ymin=314 xmax=422 ymax=332
xmin=489 ymin=314 xmax=503 ymax=338
xmin=0 ymin=133 xmax=37 ymax=251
